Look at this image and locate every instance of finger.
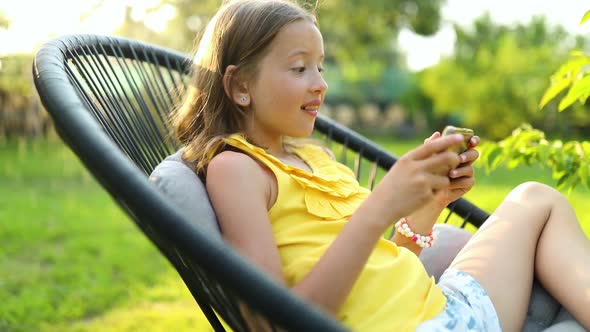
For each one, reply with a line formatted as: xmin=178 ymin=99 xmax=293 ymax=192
xmin=411 ymin=134 xmax=465 ymax=160
xmin=429 ymin=173 xmax=452 ymax=191
xmin=422 ymin=150 xmax=462 ymax=174
xmin=466 ymin=135 xmax=480 ymax=149
xmin=458 ymin=149 xmax=480 ymax=164
xmin=424 ymin=132 xmax=441 ymax=144
xmin=447 ymin=176 xmax=475 ymax=190
xmin=449 ymin=165 xmax=474 ymax=179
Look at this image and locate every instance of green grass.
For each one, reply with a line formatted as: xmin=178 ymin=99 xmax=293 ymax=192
xmin=1 ymin=137 xmax=588 ymax=331
xmin=0 ymin=138 xmax=210 ymax=332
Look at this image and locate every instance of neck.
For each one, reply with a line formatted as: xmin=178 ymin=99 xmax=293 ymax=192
xmin=244 ymin=130 xmax=287 ymax=157
xmin=243 ymin=115 xmax=292 ymax=156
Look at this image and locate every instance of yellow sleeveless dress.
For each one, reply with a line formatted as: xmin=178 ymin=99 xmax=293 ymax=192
xmin=224 ymin=134 xmax=446 ymax=331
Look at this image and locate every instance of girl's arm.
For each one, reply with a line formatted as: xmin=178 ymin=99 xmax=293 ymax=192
xmin=207 ymin=151 xmax=286 ymax=283
xmin=391 ymin=201 xmax=444 ymax=256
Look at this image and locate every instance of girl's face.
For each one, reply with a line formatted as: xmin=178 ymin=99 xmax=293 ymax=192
xmin=245 ymin=19 xmax=328 ymax=144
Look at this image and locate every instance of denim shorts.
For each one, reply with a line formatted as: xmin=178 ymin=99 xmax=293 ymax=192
xmin=416 ymin=268 xmax=502 ymax=332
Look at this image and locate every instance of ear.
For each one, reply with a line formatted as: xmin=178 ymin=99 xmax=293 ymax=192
xmin=223 ymin=65 xmax=250 ymax=107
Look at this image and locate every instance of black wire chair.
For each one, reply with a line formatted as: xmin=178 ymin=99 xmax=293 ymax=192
xmin=32 ymin=34 xmax=490 ymax=331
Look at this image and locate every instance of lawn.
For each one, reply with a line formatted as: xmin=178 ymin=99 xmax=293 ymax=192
xmin=0 ymin=138 xmax=210 ymax=332
xmin=1 ymin=137 xmax=588 ymax=331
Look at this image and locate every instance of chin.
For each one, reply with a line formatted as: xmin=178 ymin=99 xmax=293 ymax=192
xmin=296 ymin=127 xmax=315 ymax=138
xmin=287 ymin=122 xmax=315 ymax=138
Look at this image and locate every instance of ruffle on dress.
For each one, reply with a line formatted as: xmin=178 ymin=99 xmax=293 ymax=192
xmin=224 ymin=134 xmax=371 ymax=221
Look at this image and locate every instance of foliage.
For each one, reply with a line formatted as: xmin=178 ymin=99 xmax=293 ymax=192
xmin=421 ymin=14 xmax=587 ymax=139
xmin=116 ymin=0 xmax=220 ymax=53
xmin=324 ymin=63 xmax=412 ymax=107
xmin=0 ymin=10 xmax=11 ymax=90
xmin=1 ymin=0 xmax=445 ymax=117
xmin=539 ymin=11 xmax=590 ymax=111
xmin=479 ymin=124 xmax=590 ymax=191
xmin=479 ymin=10 xmax=590 ymax=191
xmin=0 ymin=54 xmax=34 ymax=98
xmin=307 ymin=0 xmax=443 ymax=79
xmin=0 ymin=10 xmax=10 ymax=29
xmin=112 ymin=0 xmax=445 ymax=105
xmin=113 ymin=0 xmax=445 ymax=73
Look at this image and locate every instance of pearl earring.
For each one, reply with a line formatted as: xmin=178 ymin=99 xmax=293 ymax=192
xmin=240 ymin=96 xmax=248 ymax=103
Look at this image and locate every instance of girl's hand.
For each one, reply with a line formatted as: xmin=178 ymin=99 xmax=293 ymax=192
xmin=367 ymin=134 xmax=464 ymax=226
xmin=424 ymin=132 xmax=480 ymax=208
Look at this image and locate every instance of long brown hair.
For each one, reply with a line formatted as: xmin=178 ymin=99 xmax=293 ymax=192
xmin=171 ymin=0 xmax=316 ymax=175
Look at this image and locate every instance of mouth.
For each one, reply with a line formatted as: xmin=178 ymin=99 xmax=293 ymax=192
xmin=301 ymin=106 xmax=319 ymax=117
xmin=301 ymin=100 xmax=321 ymax=117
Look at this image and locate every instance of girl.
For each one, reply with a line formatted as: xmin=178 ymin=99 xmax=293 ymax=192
xmin=172 ymin=0 xmax=590 ymax=331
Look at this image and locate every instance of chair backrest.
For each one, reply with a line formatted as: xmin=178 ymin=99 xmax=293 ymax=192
xmin=33 ymin=34 xmax=489 ymax=331
xmin=33 ymin=34 xmax=348 ymax=332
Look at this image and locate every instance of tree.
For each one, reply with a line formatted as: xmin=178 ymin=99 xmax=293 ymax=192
xmin=0 ymin=11 xmax=9 ymax=29
xmin=0 ymin=12 xmax=33 ymax=116
xmin=110 ymin=0 xmax=446 ymax=72
xmin=113 ymin=0 xmax=445 ymax=105
xmin=420 ymin=14 xmax=584 ymax=139
xmin=306 ymin=0 xmax=444 ymax=80
xmin=538 ymin=11 xmax=590 ymax=113
xmin=478 ymin=10 xmax=590 ymax=191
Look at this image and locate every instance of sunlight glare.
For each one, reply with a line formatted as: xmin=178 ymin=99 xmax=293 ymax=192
xmin=145 ymin=4 xmax=176 ymax=33
xmin=0 ymin=0 xmax=177 ymax=55
xmin=1 ymin=0 xmax=120 ymax=55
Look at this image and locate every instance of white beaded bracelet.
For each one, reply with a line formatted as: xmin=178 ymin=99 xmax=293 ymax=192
xmin=394 ymin=218 xmax=435 ymax=248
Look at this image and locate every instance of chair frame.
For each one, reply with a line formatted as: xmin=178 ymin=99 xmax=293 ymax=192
xmin=33 ymin=34 xmax=489 ymax=331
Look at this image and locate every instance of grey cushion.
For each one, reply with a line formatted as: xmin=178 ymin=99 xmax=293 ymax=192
xmin=149 ymin=149 xmax=585 ymax=332
xmin=523 ymin=281 xmax=587 ymax=332
xmin=149 ymin=149 xmax=221 ymax=240
xmin=420 ymin=223 xmax=473 ymax=281
xmin=543 ymin=320 xmax=588 ymax=332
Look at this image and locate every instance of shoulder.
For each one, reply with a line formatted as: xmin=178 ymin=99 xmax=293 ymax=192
xmin=207 ymin=150 xmax=268 ymax=181
xmin=206 ymin=150 xmax=274 ymax=197
xmin=209 ymin=150 xmax=259 ymax=169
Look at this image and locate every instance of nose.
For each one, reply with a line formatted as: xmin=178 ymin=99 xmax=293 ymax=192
xmin=311 ymin=71 xmax=328 ymax=94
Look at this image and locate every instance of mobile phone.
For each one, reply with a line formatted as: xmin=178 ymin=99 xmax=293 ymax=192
xmin=442 ymin=125 xmax=474 ymax=154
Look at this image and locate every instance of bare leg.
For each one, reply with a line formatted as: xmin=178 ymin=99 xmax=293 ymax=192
xmin=449 ymin=182 xmax=590 ymax=332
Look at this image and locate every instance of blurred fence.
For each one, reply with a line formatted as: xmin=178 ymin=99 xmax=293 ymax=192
xmin=0 ymin=95 xmax=52 ymax=139
xmin=0 ymin=96 xmax=430 ymax=140
xmin=322 ymin=102 xmax=429 ymax=138
xmin=0 ymin=54 xmax=54 ymax=139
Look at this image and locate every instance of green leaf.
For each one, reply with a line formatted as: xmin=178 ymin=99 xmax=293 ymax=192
xmin=556 ymin=172 xmax=572 ymax=190
xmin=539 ymin=77 xmax=571 ymax=109
xmin=580 ymin=164 xmax=590 ymax=189
xmin=539 ymin=55 xmax=590 ymax=108
xmin=558 ymin=74 xmax=590 ymax=111
xmin=580 ymin=10 xmax=590 ymax=25
xmin=480 ymin=143 xmax=506 ymax=171
xmin=478 ymin=143 xmax=498 ymax=171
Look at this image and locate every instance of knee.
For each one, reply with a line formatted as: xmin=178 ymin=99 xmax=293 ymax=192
xmin=509 ymin=181 xmax=563 ymax=207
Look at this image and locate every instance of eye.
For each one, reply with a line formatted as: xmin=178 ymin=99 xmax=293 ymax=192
xmin=318 ymin=66 xmax=325 ymax=73
xmin=292 ymin=67 xmax=306 ymax=73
